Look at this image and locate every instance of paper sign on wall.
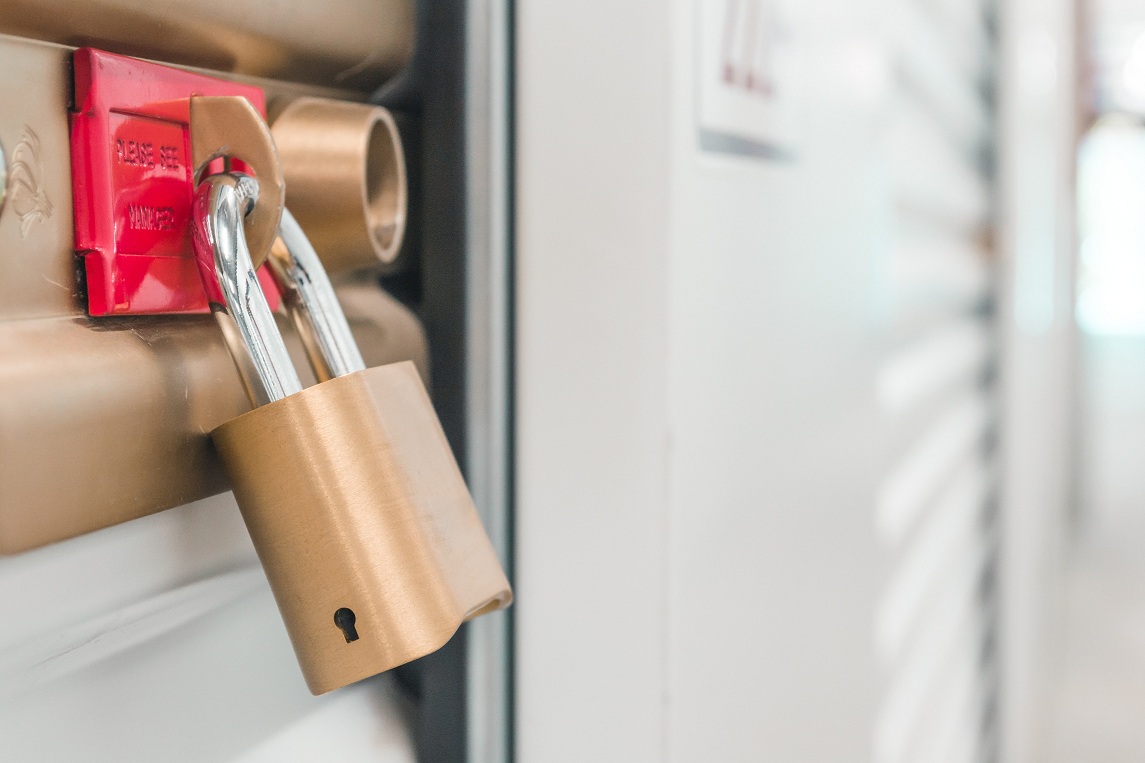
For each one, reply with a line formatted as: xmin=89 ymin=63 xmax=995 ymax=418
xmin=697 ymin=0 xmax=799 ymax=158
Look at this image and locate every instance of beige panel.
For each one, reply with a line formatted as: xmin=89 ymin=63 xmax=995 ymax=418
xmin=0 ymin=291 xmax=427 ymax=555
xmin=0 ymin=36 xmax=428 ymax=553
xmin=0 ymin=37 xmax=78 ymax=320
xmin=0 ymin=0 xmax=413 ymax=92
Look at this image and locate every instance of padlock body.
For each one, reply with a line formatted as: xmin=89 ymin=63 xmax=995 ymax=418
xmin=212 ymin=360 xmax=511 ymax=695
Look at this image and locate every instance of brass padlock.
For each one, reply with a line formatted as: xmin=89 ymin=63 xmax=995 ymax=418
xmin=191 ymin=172 xmax=511 ymax=695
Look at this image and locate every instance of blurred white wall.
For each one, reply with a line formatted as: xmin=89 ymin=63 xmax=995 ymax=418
xmin=515 ymin=1 xmax=672 ymax=757
xmin=1044 ymin=83 xmax=1145 ymax=760
xmin=1044 ymin=333 xmax=1145 ymax=761
xmin=996 ymin=0 xmax=1080 ymax=760
xmin=517 ymin=0 xmax=1002 ymax=760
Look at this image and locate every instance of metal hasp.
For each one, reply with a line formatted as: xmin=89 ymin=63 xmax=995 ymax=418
xmin=0 ymin=35 xmax=428 ymax=555
xmin=70 ymin=49 xmax=283 ymax=316
xmin=194 ymin=172 xmax=512 ymax=695
xmin=188 ymin=95 xmax=284 ymax=272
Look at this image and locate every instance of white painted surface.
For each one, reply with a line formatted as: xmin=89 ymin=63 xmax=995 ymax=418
xmin=515 ymin=0 xmax=672 ymax=759
xmin=0 ymin=493 xmax=416 ymax=761
xmin=516 ymin=0 xmax=996 ymax=760
xmin=666 ymin=2 xmax=887 ymax=759
xmin=997 ymin=0 xmax=1080 ymax=761
xmin=237 ymin=681 xmax=415 ymax=763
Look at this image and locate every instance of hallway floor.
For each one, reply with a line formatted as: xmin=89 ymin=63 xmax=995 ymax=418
xmin=1047 ymin=515 xmax=1145 ymax=762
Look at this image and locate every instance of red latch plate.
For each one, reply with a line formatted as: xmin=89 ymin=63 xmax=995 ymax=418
xmin=71 ymin=48 xmax=279 ymax=316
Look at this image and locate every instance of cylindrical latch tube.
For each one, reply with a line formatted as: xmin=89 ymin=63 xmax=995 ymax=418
xmin=272 ymin=98 xmax=408 ymax=273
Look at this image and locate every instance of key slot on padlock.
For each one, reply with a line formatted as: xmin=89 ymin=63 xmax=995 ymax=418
xmin=334 ymin=608 xmax=360 ymax=643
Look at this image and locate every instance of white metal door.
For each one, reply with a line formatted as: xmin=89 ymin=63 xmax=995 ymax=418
xmin=0 ymin=494 xmax=416 ymax=761
xmin=515 ymin=0 xmax=999 ymax=759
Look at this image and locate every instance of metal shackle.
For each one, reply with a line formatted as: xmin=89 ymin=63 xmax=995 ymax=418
xmin=269 ymin=208 xmax=367 ymax=383
xmin=191 ymin=172 xmax=302 ymax=407
xmin=192 ymin=171 xmax=370 ymax=405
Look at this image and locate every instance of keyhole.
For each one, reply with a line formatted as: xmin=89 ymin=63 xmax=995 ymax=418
xmin=334 ymin=607 xmax=359 ymax=643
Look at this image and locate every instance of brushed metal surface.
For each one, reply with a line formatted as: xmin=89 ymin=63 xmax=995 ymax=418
xmin=189 ymin=96 xmax=285 ymax=271
xmin=271 ymin=98 xmax=408 ymax=273
xmin=0 ymin=36 xmax=427 ymax=553
xmin=0 ymin=290 xmax=428 ymax=555
xmin=212 ymin=362 xmax=512 ymax=695
xmin=0 ymin=0 xmax=414 ymax=92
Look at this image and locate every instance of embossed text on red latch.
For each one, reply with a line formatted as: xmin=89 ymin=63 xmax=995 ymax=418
xmin=70 ymin=48 xmax=280 ymax=316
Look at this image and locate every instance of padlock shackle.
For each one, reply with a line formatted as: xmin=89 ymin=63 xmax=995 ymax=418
xmin=192 ymin=173 xmax=303 ymax=407
xmin=270 ymin=209 xmax=367 ymax=383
